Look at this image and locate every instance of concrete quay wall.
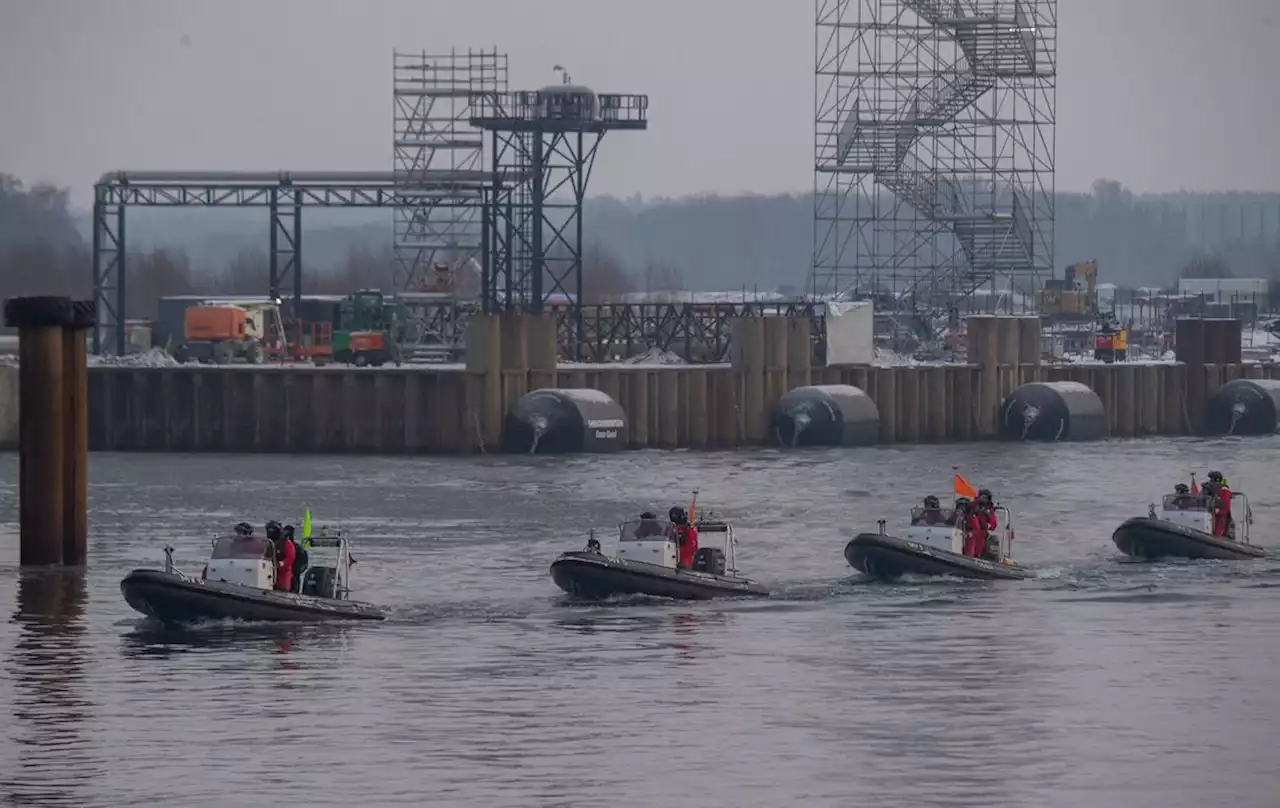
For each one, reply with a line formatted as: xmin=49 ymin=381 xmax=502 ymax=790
xmin=0 ymin=313 xmax=1271 ymax=454
xmin=55 ymin=359 xmax=1278 ymax=455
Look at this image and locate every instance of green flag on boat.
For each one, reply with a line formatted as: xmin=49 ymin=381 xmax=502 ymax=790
xmin=302 ymin=508 xmax=312 ymax=540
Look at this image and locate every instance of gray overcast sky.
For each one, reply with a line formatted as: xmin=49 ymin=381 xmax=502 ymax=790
xmin=2 ymin=0 xmax=1278 ymax=206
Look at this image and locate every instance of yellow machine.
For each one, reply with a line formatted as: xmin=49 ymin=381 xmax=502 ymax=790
xmin=1094 ymin=322 xmax=1128 ymax=363
xmin=1038 ymin=260 xmax=1098 ymax=317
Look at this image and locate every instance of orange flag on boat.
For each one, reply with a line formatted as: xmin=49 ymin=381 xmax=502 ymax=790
xmin=954 ymin=472 xmax=978 ymax=500
xmin=1190 ymin=474 xmax=1199 ymax=495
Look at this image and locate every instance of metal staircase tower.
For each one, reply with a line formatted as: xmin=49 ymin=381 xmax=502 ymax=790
xmin=392 ymin=49 xmax=507 ymax=291
xmin=812 ymin=0 xmax=1057 ymax=310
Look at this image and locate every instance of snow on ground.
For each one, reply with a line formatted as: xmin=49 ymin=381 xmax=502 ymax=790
xmin=88 ymin=348 xmax=181 ymax=367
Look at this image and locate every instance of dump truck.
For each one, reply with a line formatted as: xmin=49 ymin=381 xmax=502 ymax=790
xmin=332 ymin=289 xmax=406 ymax=367
xmin=173 ymin=304 xmax=267 ymax=364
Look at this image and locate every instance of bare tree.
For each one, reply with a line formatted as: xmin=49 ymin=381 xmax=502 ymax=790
xmin=1180 ymin=254 xmax=1233 ymax=280
xmin=582 ymin=243 xmax=634 ymax=303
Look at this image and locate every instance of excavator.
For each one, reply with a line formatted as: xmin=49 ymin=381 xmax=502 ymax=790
xmin=1037 ymin=260 xmax=1128 ymax=361
xmin=1037 ymin=259 xmax=1098 ymax=319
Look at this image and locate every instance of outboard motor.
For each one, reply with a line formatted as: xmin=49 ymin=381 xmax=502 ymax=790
xmin=693 ymin=547 xmax=726 ymax=575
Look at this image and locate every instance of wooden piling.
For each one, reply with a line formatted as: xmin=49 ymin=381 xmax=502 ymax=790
xmin=4 ymin=297 xmax=94 ymax=567
xmin=62 ymin=303 xmax=93 ymax=565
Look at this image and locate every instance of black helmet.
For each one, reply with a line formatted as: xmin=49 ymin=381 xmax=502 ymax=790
xmin=955 ymin=496 xmax=972 ymax=508
xmin=265 ymin=520 xmax=282 ymax=540
xmin=1175 ymin=483 xmax=1189 ymax=494
xmin=923 ymin=495 xmax=940 ymax=509
xmin=977 ymin=488 xmax=992 ymax=500
xmin=283 ymin=524 xmax=295 ymax=539
xmin=1207 ymin=470 xmax=1223 ymax=483
xmin=668 ymin=506 xmax=687 ymax=525
xmin=234 ymin=522 xmax=253 ymax=536
xmin=639 ymin=511 xmax=657 ymax=520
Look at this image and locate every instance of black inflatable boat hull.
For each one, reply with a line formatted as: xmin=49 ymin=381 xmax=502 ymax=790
xmin=1111 ymin=516 xmax=1268 ymax=561
xmin=121 ymin=569 xmax=387 ymax=626
xmin=844 ymin=533 xmax=1035 ymax=582
xmin=550 ymin=551 xmax=770 ymax=600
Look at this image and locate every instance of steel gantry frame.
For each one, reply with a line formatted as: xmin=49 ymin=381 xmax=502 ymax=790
xmin=90 ymin=170 xmax=504 ymax=354
xmin=469 ymin=80 xmax=648 ymax=359
xmin=811 ymin=0 xmax=1058 ymax=309
xmin=392 ymin=49 xmax=508 ymax=291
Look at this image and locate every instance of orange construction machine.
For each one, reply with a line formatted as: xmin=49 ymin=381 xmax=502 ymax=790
xmin=174 ymin=305 xmax=267 ymax=364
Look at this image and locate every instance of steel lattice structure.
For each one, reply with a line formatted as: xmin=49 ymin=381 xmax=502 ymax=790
xmin=470 ymin=78 xmax=648 ymax=359
xmin=811 ymin=0 xmax=1057 ymax=309
xmin=90 ymin=170 xmax=504 ymax=354
xmin=392 ymin=49 xmax=508 ymax=291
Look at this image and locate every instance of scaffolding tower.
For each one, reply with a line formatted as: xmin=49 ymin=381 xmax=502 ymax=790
xmin=392 ymin=49 xmax=508 ymax=290
xmin=812 ymin=0 xmax=1057 ymax=311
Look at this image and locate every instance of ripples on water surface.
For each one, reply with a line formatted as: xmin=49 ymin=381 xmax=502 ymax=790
xmin=2 ymin=438 xmax=1280 ymax=807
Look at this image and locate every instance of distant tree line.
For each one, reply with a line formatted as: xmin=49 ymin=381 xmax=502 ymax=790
xmin=5 ymin=172 xmax=1280 ymax=317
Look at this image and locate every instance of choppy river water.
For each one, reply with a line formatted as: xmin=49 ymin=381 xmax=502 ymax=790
xmin=2 ymin=439 xmax=1280 ymax=807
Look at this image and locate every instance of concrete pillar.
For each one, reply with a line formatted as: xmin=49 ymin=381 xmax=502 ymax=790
xmin=687 ymin=369 xmax=709 ymax=450
xmin=526 ymin=313 xmax=559 ymax=372
xmin=731 ymin=317 xmax=767 ymax=444
xmin=877 ymin=367 xmax=898 ymax=443
xmin=1139 ymin=364 xmax=1161 ymax=436
xmin=1115 ymin=364 xmax=1136 ymax=438
xmin=763 ymin=317 xmax=789 ymax=420
xmin=996 ymin=316 xmax=1020 ymax=366
xmin=628 ymin=370 xmax=650 ymax=448
xmin=5 ymin=297 xmax=72 ymax=566
xmin=465 ymin=313 xmax=503 ymax=450
xmin=951 ymin=366 xmax=974 ymax=442
xmin=1162 ymin=364 xmax=1186 ymax=435
xmin=968 ymin=315 xmax=999 ymax=437
xmin=62 ymin=305 xmax=93 ymax=565
xmin=786 ymin=316 xmax=812 ymax=391
xmin=898 ymin=367 xmax=922 ymax=444
xmin=1095 ymin=366 xmax=1114 ymax=437
xmin=658 ymin=371 xmax=680 ymax=449
xmin=1017 ymin=316 xmax=1042 ymax=366
xmin=925 ymin=365 xmax=947 ymax=443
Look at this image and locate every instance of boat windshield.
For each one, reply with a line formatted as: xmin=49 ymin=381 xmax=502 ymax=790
xmin=211 ymin=535 xmax=273 ymax=560
xmin=620 ymin=518 xmax=676 ymax=541
xmin=910 ymin=506 xmax=957 ymax=526
xmin=1162 ymin=493 xmax=1206 ymax=511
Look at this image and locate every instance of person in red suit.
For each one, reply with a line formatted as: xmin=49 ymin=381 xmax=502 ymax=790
xmin=956 ymin=497 xmax=986 ymax=557
xmin=1207 ymin=470 xmax=1233 ymax=538
xmin=669 ymin=506 xmax=699 ymax=569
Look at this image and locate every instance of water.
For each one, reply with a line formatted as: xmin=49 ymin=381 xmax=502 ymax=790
xmin=2 ymin=438 xmax=1280 ymax=807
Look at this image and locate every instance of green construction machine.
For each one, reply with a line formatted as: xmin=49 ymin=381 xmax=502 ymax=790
xmin=331 ymin=289 xmax=407 ymax=367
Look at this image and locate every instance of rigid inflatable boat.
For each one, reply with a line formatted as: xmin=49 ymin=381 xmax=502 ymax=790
xmin=1113 ymin=491 xmax=1264 ymax=561
xmin=846 ymin=504 xmax=1033 ymax=582
xmin=121 ymin=531 xmax=387 ymax=626
xmin=551 ymin=514 xmax=769 ymax=601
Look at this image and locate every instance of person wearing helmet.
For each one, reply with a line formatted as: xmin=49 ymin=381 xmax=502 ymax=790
xmin=955 ymin=496 xmax=985 ymax=558
xmin=916 ymin=495 xmax=946 ymax=526
xmin=284 ymin=525 xmax=307 ymax=593
xmin=975 ymin=489 xmax=999 ymax=559
xmin=233 ymin=522 xmax=254 ymax=537
xmin=1171 ymin=482 xmax=1196 ymax=509
xmin=635 ymin=511 xmax=665 ymax=538
xmin=1206 ymin=471 xmax=1233 ymax=538
xmin=669 ymin=506 xmax=699 ymax=570
xmin=265 ymin=521 xmax=295 ymax=591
